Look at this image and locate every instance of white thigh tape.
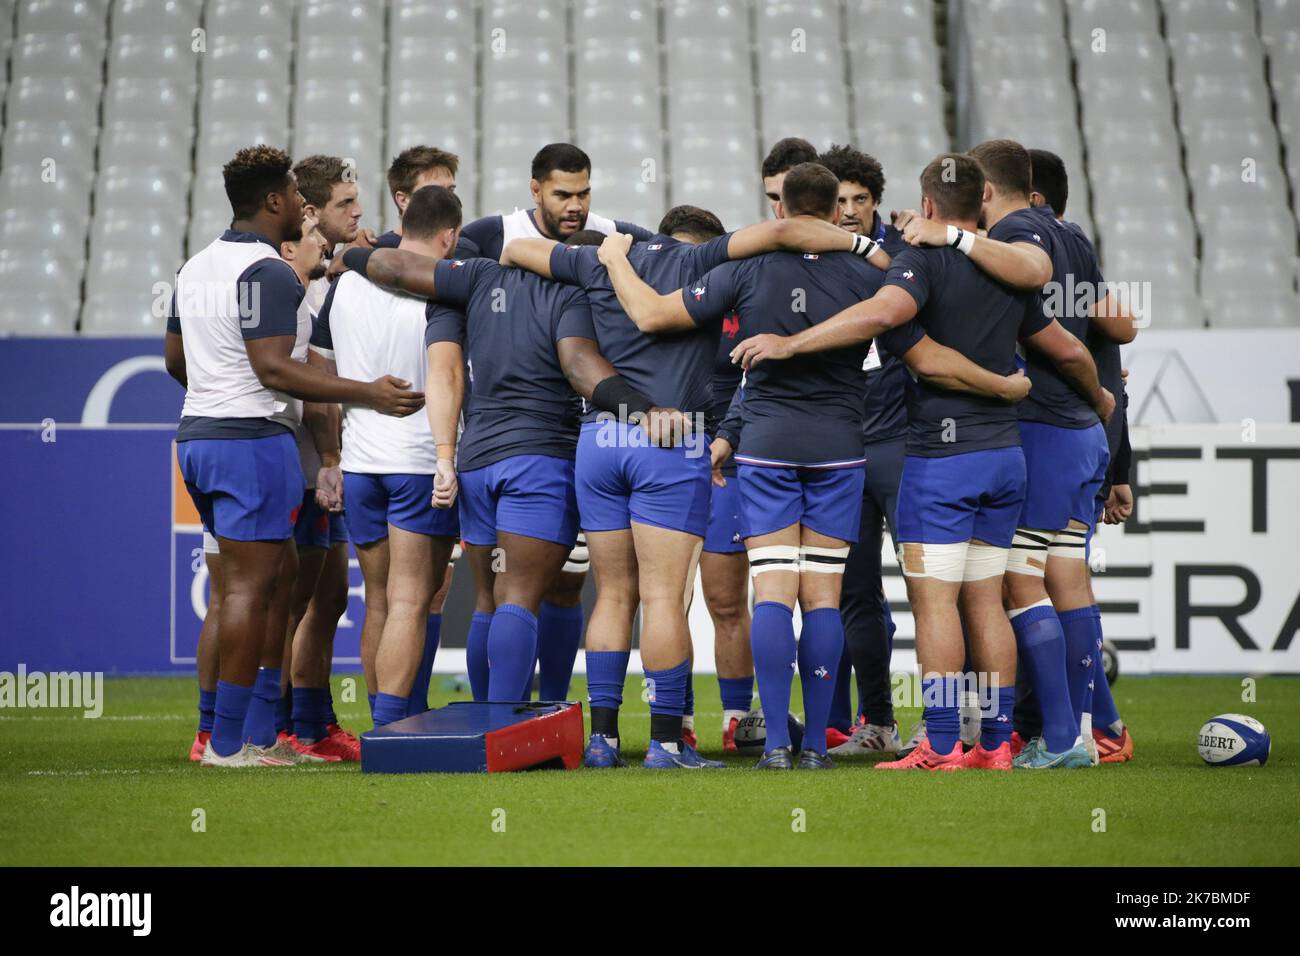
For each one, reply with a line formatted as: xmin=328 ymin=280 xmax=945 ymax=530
xmin=897 ymin=541 xmax=968 ymax=582
xmin=963 ymin=542 xmax=1010 ymax=581
xmin=800 ymin=545 xmax=850 ymax=574
xmin=450 ymin=541 xmax=463 ymax=564
xmin=202 ymin=531 xmax=219 ymax=555
xmin=562 ymin=532 xmax=589 ymax=574
xmin=748 ymin=544 xmax=800 ymax=575
xmin=1007 ymin=528 xmax=1050 ymax=577
xmin=1047 ymin=526 xmax=1088 ymax=561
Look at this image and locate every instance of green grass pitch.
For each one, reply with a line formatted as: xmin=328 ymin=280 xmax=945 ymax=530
xmin=1 ymin=675 xmax=1296 ymax=866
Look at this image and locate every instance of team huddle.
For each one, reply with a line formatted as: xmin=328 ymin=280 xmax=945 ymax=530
xmin=166 ymin=132 xmax=1138 ymax=772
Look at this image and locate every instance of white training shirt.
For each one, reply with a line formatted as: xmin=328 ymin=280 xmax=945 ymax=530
xmin=309 ymin=271 xmax=437 ymax=474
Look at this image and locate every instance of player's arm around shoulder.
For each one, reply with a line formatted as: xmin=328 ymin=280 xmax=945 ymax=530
xmin=597 ymin=232 xmax=695 ymax=333
xmin=425 ymin=337 xmax=463 ymax=510
xmin=1023 ymin=319 xmax=1114 ymax=422
xmin=341 ymin=246 xmax=439 ymax=298
xmin=899 ymin=333 xmax=1032 ymax=402
xmin=897 ymin=210 xmax=1050 ymax=290
xmin=500 ymin=237 xmax=560 ymax=277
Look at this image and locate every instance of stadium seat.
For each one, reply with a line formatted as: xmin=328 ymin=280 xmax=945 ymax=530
xmin=482 ymin=0 xmax=567 ymax=47
xmin=1162 ymin=0 xmax=1257 ymax=35
xmin=1260 ymin=0 xmax=1300 ymax=44
xmin=0 ymin=167 xmax=93 ymax=221
xmin=1101 ymin=210 xmax=1199 ymax=265
xmin=202 ymin=35 xmax=291 ymax=83
xmin=792 ymin=125 xmax=857 ymax=153
xmin=483 ymin=41 xmax=567 ymax=87
xmin=664 ymin=0 xmax=749 ymax=44
xmin=762 ymin=82 xmax=850 ymax=130
xmin=292 ymin=123 xmax=385 ymax=207
xmin=971 ymin=34 xmax=1071 ymax=82
xmin=294 ymin=80 xmax=384 ymax=129
xmin=1066 ymin=0 xmax=1162 ymax=46
xmin=95 ymin=165 xmax=190 ymax=221
xmin=104 ymin=76 xmax=197 ymax=127
xmin=1 ymin=121 xmax=97 ymax=171
xmin=298 ymin=35 xmax=386 ymax=75
xmin=0 ymin=249 xmax=86 ymax=302
xmin=1079 ymin=75 xmax=1176 ymax=132
xmin=391 ymin=0 xmax=477 ymax=48
xmin=7 ymin=76 xmax=103 ymax=127
xmin=482 ymin=81 xmax=569 ymax=133
xmin=846 ymin=0 xmax=936 ymax=40
xmin=199 ymin=77 xmax=287 ymax=127
xmin=11 ymin=31 xmax=106 ymax=80
xmin=389 ymin=35 xmax=475 ymax=86
xmin=854 ymin=36 xmax=942 ymax=84
xmin=297 ymin=0 xmax=385 ymax=47
xmin=203 ymin=0 xmax=292 ymax=42
xmin=107 ymin=32 xmax=196 ymax=83
xmin=673 ymin=163 xmax=761 ymax=229
xmin=576 ymin=36 xmax=659 ymax=88
xmin=89 ymin=210 xmax=185 ymax=259
xmin=1169 ymin=30 xmax=1267 ymax=77
xmin=1201 ymin=252 xmax=1298 ymax=319
xmin=111 ymin=0 xmax=202 ymax=37
xmin=1176 ymin=74 xmax=1273 ymax=125
xmin=84 ymin=248 xmax=182 ymax=304
xmin=80 ymin=293 xmax=171 ymax=336
xmin=0 ymin=295 xmax=82 ymax=336
xmin=1202 ymin=205 xmax=1299 ymax=263
xmin=577 ymin=80 xmax=661 ymax=127
xmin=16 ymin=0 xmax=109 ymax=41
xmin=671 ymin=121 xmax=757 ymax=174
xmin=194 ymin=121 xmax=283 ymax=174
xmin=100 ymin=121 xmax=194 ymax=169
xmin=1073 ymin=31 xmax=1168 ymax=87
xmin=756 ymin=1 xmax=844 ymax=85
xmin=0 ymin=207 xmax=89 ymax=249
xmin=666 ymin=35 xmax=750 ymax=83
xmin=966 ymin=0 xmax=1065 ymax=37
xmin=1183 ymin=116 xmax=1282 ymax=167
xmin=574 ymin=0 xmax=657 ymax=44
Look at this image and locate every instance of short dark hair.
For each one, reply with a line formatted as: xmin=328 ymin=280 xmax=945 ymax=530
xmin=401 ymin=185 xmax=462 ymax=239
xmin=293 ymin=154 xmax=353 ymax=208
xmin=780 ymin=162 xmax=841 ymax=218
xmin=564 ymin=229 xmax=607 ymax=247
xmin=968 ymin=139 xmax=1032 ymax=200
xmin=1028 ymin=148 xmax=1069 ymax=217
xmin=761 ymin=137 xmax=819 ymax=178
xmin=818 ymin=144 xmax=886 ymax=204
xmin=387 ymin=145 xmax=459 ymax=201
xmin=919 ymin=153 xmax=986 ymax=222
xmin=657 ymin=205 xmax=725 ymax=241
xmin=224 ymin=145 xmax=294 ymax=219
xmin=531 ymin=143 xmax=592 ymax=182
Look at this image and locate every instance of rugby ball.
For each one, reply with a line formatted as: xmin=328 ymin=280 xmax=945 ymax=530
xmin=734 ymin=707 xmax=804 ymax=754
xmin=1197 ymin=714 xmax=1270 ymax=767
xmin=1101 ymin=639 xmax=1119 ymax=685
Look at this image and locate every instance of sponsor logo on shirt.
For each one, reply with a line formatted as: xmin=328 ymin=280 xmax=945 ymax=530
xmin=692 ymin=284 xmax=706 ymax=300
xmin=451 ymin=260 xmax=466 ymax=268
xmin=647 ymin=243 xmax=663 ymax=251
xmin=803 ymin=253 xmax=819 ymax=260
xmin=902 ymin=269 xmax=915 ymax=281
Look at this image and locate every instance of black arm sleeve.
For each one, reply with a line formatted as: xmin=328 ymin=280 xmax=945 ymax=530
xmin=1111 ymin=394 xmax=1132 ymax=486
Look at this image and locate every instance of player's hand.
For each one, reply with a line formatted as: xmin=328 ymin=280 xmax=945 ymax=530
xmin=431 ymin=457 xmax=458 ymax=509
xmin=315 ymin=465 xmax=344 ymax=512
xmin=1121 ymin=366 xmax=1130 ymax=383
xmin=709 ymin=437 xmax=732 ymax=487
xmin=730 ymin=333 xmax=793 ymax=369
xmin=366 ymin=375 xmax=425 ymax=417
xmin=998 ymin=368 xmax=1032 ymax=402
xmin=1104 ymin=484 xmax=1134 ymax=524
xmin=1094 ymin=386 xmax=1116 ymax=425
xmin=902 ymin=216 xmax=948 ymax=248
xmin=891 ymin=208 xmax=920 ymax=231
xmin=639 ymin=406 xmax=692 ymax=447
xmin=356 ymin=228 xmax=378 ymax=248
xmin=597 ymin=231 xmax=633 ymax=266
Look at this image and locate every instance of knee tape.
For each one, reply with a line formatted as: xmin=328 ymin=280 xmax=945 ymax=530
xmin=562 ymin=532 xmax=589 ymax=574
xmin=896 ymin=541 xmax=968 ymax=582
xmin=1048 ymin=525 xmax=1088 ymax=561
xmin=747 ymin=544 xmax=800 ymax=576
xmin=1007 ymin=529 xmax=1050 ymax=578
xmin=202 ymin=531 xmax=219 ymax=555
xmin=800 ymin=545 xmax=850 ymax=574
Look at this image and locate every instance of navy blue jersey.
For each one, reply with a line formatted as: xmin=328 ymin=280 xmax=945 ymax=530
xmin=548 ymin=233 xmax=734 ymax=423
xmin=374 ymin=230 xmax=400 ymax=249
xmin=683 ymin=251 xmax=885 ymax=467
xmin=423 ymin=257 xmax=595 ymax=471
xmin=861 ymin=212 xmax=911 ymax=445
xmin=462 ymin=211 xmax=654 ymax=262
xmin=883 ymin=246 xmax=1050 ymax=458
xmin=990 ymin=206 xmax=1100 ymax=429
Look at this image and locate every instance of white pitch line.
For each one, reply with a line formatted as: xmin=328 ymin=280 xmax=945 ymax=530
xmin=25 ymin=766 xmax=357 ymax=777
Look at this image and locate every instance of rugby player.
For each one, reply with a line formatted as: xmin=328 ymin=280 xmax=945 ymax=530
xmin=376 ymin=146 xmax=461 ymax=249
xmin=605 ymin=163 xmax=1034 ymax=769
xmin=501 ymin=199 xmax=887 ymax=768
xmin=732 ymin=154 xmax=1108 ymax=771
xmin=819 ymin=144 xmax=910 ymax=755
xmin=308 ymin=185 xmax=462 ymax=729
xmin=761 ymin=137 xmax=819 ymax=217
xmin=344 ymin=228 xmax=676 ymax=703
xmin=168 ymin=146 xmax=424 ymax=766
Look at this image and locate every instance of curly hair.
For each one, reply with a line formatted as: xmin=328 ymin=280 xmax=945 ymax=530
xmin=818 ymin=144 xmax=886 ymax=205
xmin=223 ymin=145 xmax=294 ymax=219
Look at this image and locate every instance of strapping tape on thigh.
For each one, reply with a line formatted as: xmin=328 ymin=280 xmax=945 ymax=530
xmin=562 ymin=533 xmax=589 ymax=574
xmin=897 ymin=541 xmax=968 ymax=582
xmin=1007 ymin=528 xmax=1050 ymax=577
xmin=963 ymin=542 xmax=1009 ymax=581
xmin=747 ymin=544 xmax=800 ymax=575
xmin=800 ymin=545 xmax=850 ymax=574
xmin=1047 ymin=526 xmax=1088 ymax=561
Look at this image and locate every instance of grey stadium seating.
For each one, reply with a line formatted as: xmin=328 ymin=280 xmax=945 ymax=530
xmin=0 ymin=0 xmax=1296 ymax=335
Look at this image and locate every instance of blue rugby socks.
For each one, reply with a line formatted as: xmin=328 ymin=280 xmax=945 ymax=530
xmin=537 ymin=601 xmax=583 ymax=700
xmin=798 ymin=608 xmax=846 ymax=755
xmin=242 ymin=667 xmax=281 ymax=748
xmin=372 ymin=692 xmax=408 ymax=728
xmin=983 ymin=685 xmax=1016 ymax=751
xmin=645 ymin=658 xmax=690 ymax=747
xmin=292 ymin=687 xmax=330 ymax=743
xmin=829 ymin=644 xmax=853 ymax=733
xmin=751 ymin=601 xmax=796 ymax=751
xmin=487 ymin=603 xmax=538 ymax=700
xmin=198 ymin=688 xmax=216 ymax=734
xmin=718 ymin=674 xmax=754 ymax=714
xmin=1088 ymin=605 xmax=1124 ymax=737
xmin=922 ymin=675 xmax=961 ymax=755
xmin=1010 ymin=601 xmax=1079 ymax=753
xmin=586 ymin=649 xmax=630 ymax=746
xmin=211 ymin=680 xmax=252 ymax=757
xmin=1058 ymin=605 xmax=1100 ymax=733
xmin=407 ymin=613 xmax=442 ymax=716
xmin=466 ymin=611 xmax=493 ymax=702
